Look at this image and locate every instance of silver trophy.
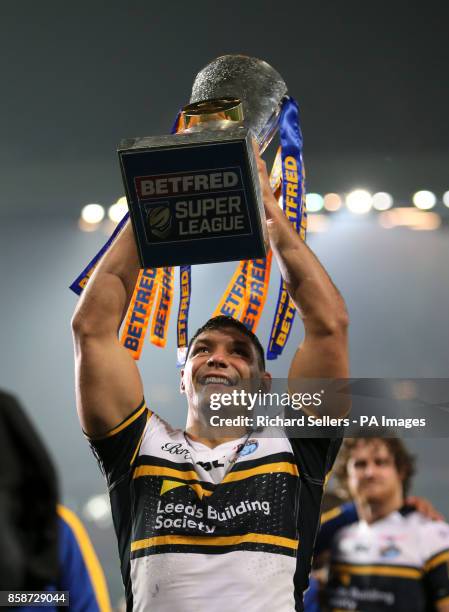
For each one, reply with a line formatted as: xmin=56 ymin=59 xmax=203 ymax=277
xmin=189 ymin=54 xmax=287 ymax=153
xmin=118 ymin=55 xmax=288 ymax=268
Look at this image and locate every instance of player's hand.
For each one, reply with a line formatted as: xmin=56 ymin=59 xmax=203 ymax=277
xmin=406 ymin=495 xmax=445 ymax=521
xmin=252 ymin=140 xmax=281 ymax=223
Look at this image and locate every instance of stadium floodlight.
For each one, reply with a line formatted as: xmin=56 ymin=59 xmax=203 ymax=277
xmin=345 ymin=189 xmax=372 ymax=214
xmin=83 ymin=494 xmax=112 ymax=528
xmin=81 ymin=203 xmax=105 ymax=224
xmin=372 ymin=192 xmax=393 ymax=211
xmin=305 ymin=193 xmax=324 ymax=212
xmin=323 ymin=193 xmax=342 ymax=211
xmin=412 ymin=190 xmax=436 ymax=210
xmin=108 ymin=196 xmax=129 ymax=223
xmin=379 ymin=208 xmax=441 ymax=231
xmin=307 ymin=214 xmax=330 ymax=233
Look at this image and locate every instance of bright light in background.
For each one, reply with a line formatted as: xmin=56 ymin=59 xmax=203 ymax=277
xmin=412 ymin=190 xmax=436 ymax=209
xmin=81 ymin=203 xmax=105 ymax=224
xmin=78 ymin=218 xmax=98 ymax=232
xmin=372 ymin=192 xmax=393 ymax=211
xmin=379 ymin=208 xmax=441 ymax=231
xmin=323 ymin=193 xmax=342 ymax=211
xmin=392 ymin=380 xmax=417 ymax=401
xmin=305 ymin=193 xmax=324 ymax=212
xmin=83 ymin=494 xmax=112 ymax=528
xmin=345 ymin=189 xmax=372 ymax=214
xmin=307 ymin=214 xmax=330 ymax=233
xmin=410 ymin=216 xmax=441 ymax=230
xmin=442 ymin=191 xmax=449 ymax=208
xmin=108 ymin=196 xmax=128 ymax=223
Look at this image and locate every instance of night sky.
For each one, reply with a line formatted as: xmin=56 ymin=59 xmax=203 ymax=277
xmin=1 ymin=1 xmax=448 ymax=213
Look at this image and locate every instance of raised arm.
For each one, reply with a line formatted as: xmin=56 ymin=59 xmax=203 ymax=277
xmin=254 ymin=147 xmax=349 ymax=410
xmin=71 ymin=221 xmax=144 ymax=437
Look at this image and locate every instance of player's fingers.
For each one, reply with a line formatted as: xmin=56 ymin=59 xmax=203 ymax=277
xmin=251 ymin=139 xmax=281 ymax=226
xmin=251 ymin=140 xmax=274 ymax=201
xmin=251 ymin=139 xmax=268 ymax=175
xmin=406 ymin=496 xmax=445 ymax=521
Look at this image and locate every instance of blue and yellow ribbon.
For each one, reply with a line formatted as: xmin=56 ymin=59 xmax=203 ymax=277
xmin=267 ymin=97 xmax=307 ymax=360
xmin=176 ymin=265 xmax=192 ymax=366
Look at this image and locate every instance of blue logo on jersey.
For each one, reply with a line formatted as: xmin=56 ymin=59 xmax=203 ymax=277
xmin=239 ymin=440 xmax=259 ymax=456
xmin=379 ymin=541 xmax=401 ymax=558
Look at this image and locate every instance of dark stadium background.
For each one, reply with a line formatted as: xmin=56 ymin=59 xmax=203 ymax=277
xmin=1 ymin=1 xmax=448 ymax=605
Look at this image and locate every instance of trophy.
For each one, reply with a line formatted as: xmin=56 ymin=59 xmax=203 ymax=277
xmin=118 ymin=55 xmax=288 ymax=268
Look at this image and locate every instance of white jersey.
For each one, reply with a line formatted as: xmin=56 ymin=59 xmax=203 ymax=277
xmin=326 ymin=507 xmax=449 ymax=611
xmin=89 ymin=401 xmax=341 ymax=612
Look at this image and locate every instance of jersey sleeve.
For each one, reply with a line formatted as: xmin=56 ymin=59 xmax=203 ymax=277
xmin=57 ymin=505 xmax=111 ymax=612
xmin=422 ymin=520 xmax=449 ymax=606
xmin=290 ymin=437 xmax=342 ymax=610
xmin=289 ymin=437 xmax=342 ymax=485
xmin=87 ymin=400 xmax=151 ymax=488
xmin=314 ymin=501 xmax=358 ymax=555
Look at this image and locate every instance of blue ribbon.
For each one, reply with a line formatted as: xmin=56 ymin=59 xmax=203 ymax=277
xmin=267 ymin=96 xmax=306 ymax=360
xmin=176 ymin=264 xmax=192 ymax=367
xmin=69 ymin=212 xmax=129 ymax=295
xmin=170 ymin=113 xmax=192 ymax=364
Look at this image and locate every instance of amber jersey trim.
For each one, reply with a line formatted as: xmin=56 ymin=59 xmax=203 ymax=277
xmin=83 ymin=400 xmax=149 ymax=440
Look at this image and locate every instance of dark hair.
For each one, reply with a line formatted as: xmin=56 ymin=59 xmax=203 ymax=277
xmin=0 ymin=390 xmax=59 ymax=588
xmin=334 ymin=435 xmax=416 ymax=498
xmin=185 ymin=315 xmax=266 ymax=370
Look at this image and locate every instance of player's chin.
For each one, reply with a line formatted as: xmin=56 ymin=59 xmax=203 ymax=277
xmin=359 ymin=484 xmax=386 ymax=501
xmin=196 ymin=384 xmax=228 ymax=404
xmin=198 ymin=379 xmax=240 ymax=392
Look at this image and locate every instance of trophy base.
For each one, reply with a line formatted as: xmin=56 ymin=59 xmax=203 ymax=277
xmin=118 ymin=127 xmax=267 ymax=269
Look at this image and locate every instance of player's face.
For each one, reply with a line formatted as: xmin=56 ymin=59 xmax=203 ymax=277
xmin=346 ymin=441 xmax=403 ymax=504
xmin=181 ymin=327 xmax=269 ymax=406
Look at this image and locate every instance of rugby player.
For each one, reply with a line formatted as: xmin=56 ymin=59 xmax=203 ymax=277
xmin=0 ymin=390 xmax=111 ymax=611
xmin=71 ymin=147 xmax=349 ymax=611
xmin=321 ymin=437 xmax=449 ymax=611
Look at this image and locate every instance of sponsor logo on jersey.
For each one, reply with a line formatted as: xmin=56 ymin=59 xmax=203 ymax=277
xmin=161 ymin=442 xmax=192 ymax=460
xmin=235 ymin=439 xmax=259 ymax=457
xmin=353 ymin=543 xmax=370 ymax=554
xmin=154 ymin=498 xmax=272 ymax=534
xmin=160 ymin=479 xmax=193 ymax=496
xmin=196 ymin=459 xmax=225 ymax=471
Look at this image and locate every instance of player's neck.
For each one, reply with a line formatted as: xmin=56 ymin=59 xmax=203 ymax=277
xmin=356 ymin=490 xmax=404 ymax=524
xmin=185 ymin=401 xmax=250 ymax=448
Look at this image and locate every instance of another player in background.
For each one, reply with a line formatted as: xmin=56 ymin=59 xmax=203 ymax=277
xmin=0 ymin=390 xmax=111 ymax=612
xmin=315 ymin=436 xmax=449 ymax=612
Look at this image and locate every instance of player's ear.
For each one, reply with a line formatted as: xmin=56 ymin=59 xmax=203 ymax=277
xmin=180 ymin=369 xmax=185 ymax=394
